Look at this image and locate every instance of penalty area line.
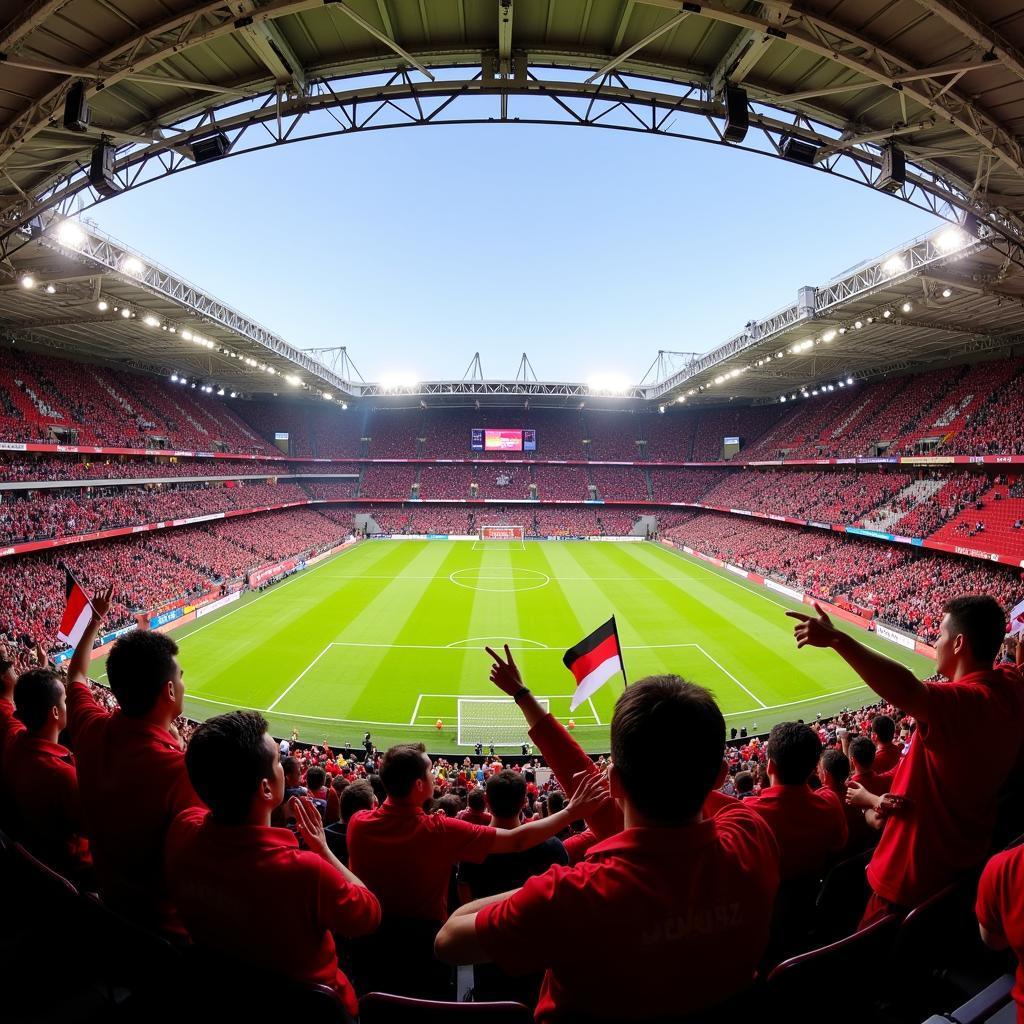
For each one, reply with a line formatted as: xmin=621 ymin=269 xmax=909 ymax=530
xmin=267 ymin=644 xmax=334 ymax=712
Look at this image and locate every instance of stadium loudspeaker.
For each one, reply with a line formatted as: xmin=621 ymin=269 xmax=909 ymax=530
xmin=875 ymin=144 xmax=906 ymax=193
xmin=63 ymin=80 xmax=90 ymax=132
xmin=722 ymin=86 xmax=748 ymax=143
xmin=780 ymin=137 xmax=819 ymax=165
xmin=89 ymin=140 xmax=121 ymax=198
xmin=191 ymin=131 xmax=231 ymax=163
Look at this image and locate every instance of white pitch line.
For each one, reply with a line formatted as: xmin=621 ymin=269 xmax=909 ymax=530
xmin=695 ymin=643 xmax=767 ymax=709
xmin=173 ymin=543 xmax=364 ymax=645
xmin=409 ymin=693 xmax=424 ymax=726
xmin=267 ymin=643 xmax=334 ymax=712
xmin=654 ymin=544 xmax=791 ymax=611
xmin=587 ymin=696 xmax=602 ymax=726
xmin=721 ymin=683 xmax=874 ymax=719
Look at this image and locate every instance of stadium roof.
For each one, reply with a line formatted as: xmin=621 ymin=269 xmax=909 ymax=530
xmin=4 ymin=0 xmax=1024 ymax=261
xmin=2 ymin=0 xmax=1024 ymax=405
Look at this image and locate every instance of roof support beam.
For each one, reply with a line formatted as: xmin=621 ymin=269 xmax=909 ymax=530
xmin=709 ymin=28 xmax=772 ymax=95
xmin=326 ymin=1 xmax=435 ymax=80
xmin=911 ymin=0 xmax=1024 ymax=86
xmin=0 ymin=0 xmax=71 ymax=51
xmin=813 ymin=118 xmax=934 ymax=161
xmin=584 ymin=10 xmax=690 ymax=83
xmin=228 ymin=0 xmax=307 ymax=93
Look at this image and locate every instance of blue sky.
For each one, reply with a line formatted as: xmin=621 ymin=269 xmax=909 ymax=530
xmin=90 ymin=124 xmax=944 ymax=383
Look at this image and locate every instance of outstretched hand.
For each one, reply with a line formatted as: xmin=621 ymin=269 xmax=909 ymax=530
xmin=291 ymin=795 xmax=328 ymax=857
xmin=90 ymin=585 xmax=114 ymax=621
xmin=564 ymin=769 xmax=610 ymax=820
xmin=485 ymin=644 xmax=525 ymax=697
xmin=786 ymin=602 xmax=842 ymax=650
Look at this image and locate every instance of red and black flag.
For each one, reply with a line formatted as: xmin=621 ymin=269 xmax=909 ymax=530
xmin=563 ymin=616 xmax=626 ymax=711
xmin=57 ymin=565 xmax=93 ymax=648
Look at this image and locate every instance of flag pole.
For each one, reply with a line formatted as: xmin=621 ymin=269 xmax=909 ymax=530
xmin=611 ymin=615 xmax=627 ymax=686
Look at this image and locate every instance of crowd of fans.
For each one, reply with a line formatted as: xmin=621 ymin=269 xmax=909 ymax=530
xmin=0 ymin=481 xmax=310 ymax=546
xmin=1 ymin=588 xmax=1021 ymax=1022
xmin=664 ymin=511 xmax=1023 ymax=639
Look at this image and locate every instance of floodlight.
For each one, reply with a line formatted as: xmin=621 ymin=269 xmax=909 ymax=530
xmin=822 ymin=330 xmax=836 ymax=342
xmin=285 ymin=374 xmax=302 ymax=386
xmin=838 ymin=327 xmax=847 ymax=335
xmin=217 ymin=388 xmax=225 ymax=396
xmin=120 ymin=308 xmax=131 ymax=318
xmin=854 ymin=321 xmax=863 ymax=329
xmin=838 ymin=381 xmax=845 ymax=387
xmin=658 ymin=405 xmax=665 ymax=413
xmin=941 ymin=287 xmax=952 ymax=298
xmin=20 ymin=275 xmax=34 ymax=289
xmin=97 ymin=300 xmax=108 ymax=311
xmin=229 ymin=391 xmax=237 ymax=398
xmin=171 ymin=374 xmax=179 ymax=383
xmin=143 ymin=315 xmax=159 ymax=327
xmin=45 ymin=284 xmax=56 ymax=294
xmin=846 ymin=377 xmax=854 ymax=385
xmin=780 ymin=396 xmax=786 ymax=403
xmin=121 ymin=256 xmax=144 ymax=276
xmin=341 ymin=402 xmax=348 ymax=410
xmin=901 ymin=301 xmax=912 ymax=313
xmin=181 ymin=330 xmax=193 ymax=340
xmin=323 ymin=392 xmax=333 ymax=400
xmin=56 ymin=220 xmax=86 ymax=248
xmin=935 ymin=227 xmax=967 ymax=253
xmin=883 ymin=309 xmax=892 ymax=318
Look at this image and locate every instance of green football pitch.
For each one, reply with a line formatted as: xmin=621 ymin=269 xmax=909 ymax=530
xmin=93 ymin=538 xmax=933 ymax=752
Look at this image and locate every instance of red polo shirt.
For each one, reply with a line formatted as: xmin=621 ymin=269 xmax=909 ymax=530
xmin=746 ymin=783 xmax=848 ymax=880
xmin=476 ymin=804 xmax=780 ymax=1023
xmin=166 ymin=807 xmax=380 ymax=1017
xmin=347 ymin=799 xmax=495 ymax=921
xmin=2 ymin=729 xmax=89 ymax=874
xmin=850 ymin=768 xmax=890 ymax=797
xmin=976 ymin=844 xmax=1024 ymax=1024
xmin=456 ymin=807 xmax=492 ymax=826
xmin=66 ymin=680 xmax=204 ymax=931
xmin=873 ymin=741 xmax=901 ymax=775
xmin=867 ymin=667 xmax=1024 ymax=908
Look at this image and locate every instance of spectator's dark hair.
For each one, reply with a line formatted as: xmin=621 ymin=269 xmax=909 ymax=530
xmin=734 ymin=770 xmax=754 ymax=795
xmin=380 ymin=743 xmax=429 ymax=798
xmin=546 ymin=791 xmax=566 ymax=814
xmin=332 ymin=775 xmax=347 ymax=795
xmin=282 ymin=755 xmax=300 ymax=781
xmin=486 ymin=769 xmax=527 ymax=819
xmin=340 ymin=779 xmax=375 ymax=821
xmin=106 ymin=630 xmax=179 ymax=718
xmin=306 ymin=766 xmax=326 ymax=791
xmin=870 ymin=714 xmax=896 ymax=743
xmin=942 ymin=596 xmax=1007 ymax=663
xmin=185 ymin=711 xmax=275 ymax=824
xmin=13 ymin=669 xmax=63 ymax=731
xmin=467 ymin=788 xmax=487 ymax=812
xmin=766 ymin=722 xmax=822 ymax=784
xmin=819 ymin=749 xmax=850 ymax=786
xmin=436 ymin=794 xmax=462 ymax=818
xmin=849 ymin=735 xmax=876 ymax=770
xmin=611 ymin=675 xmax=725 ymax=824
xmin=367 ymin=773 xmax=386 ymax=804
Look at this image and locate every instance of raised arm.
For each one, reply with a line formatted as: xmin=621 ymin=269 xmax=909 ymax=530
xmin=787 ymin=603 xmax=930 ymax=719
xmin=489 ymin=773 xmax=606 ymax=854
xmin=66 ymin=586 xmax=113 ymax=687
xmin=486 ymin=644 xmax=621 ymax=839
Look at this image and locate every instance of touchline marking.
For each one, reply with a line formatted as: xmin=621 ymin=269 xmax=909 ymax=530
xmin=174 ymin=543 xmax=364 ymax=645
xmin=409 ymin=693 xmax=424 ymax=726
xmin=267 ymin=644 xmax=334 ymax=712
xmin=695 ymin=644 xmax=767 ymax=709
xmin=655 ymin=544 xmax=791 ymax=611
xmin=722 ymin=683 xmax=873 ymax=719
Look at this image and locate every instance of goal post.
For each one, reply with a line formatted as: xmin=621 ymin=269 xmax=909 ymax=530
xmin=458 ymin=697 xmax=549 ymax=747
xmin=479 ymin=524 xmax=525 ymax=541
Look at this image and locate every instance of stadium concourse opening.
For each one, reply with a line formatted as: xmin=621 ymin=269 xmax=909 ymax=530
xmin=3 ymin=2 xmax=1024 ymax=1022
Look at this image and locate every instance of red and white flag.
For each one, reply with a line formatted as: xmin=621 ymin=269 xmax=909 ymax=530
xmin=1010 ymin=599 xmax=1024 ymax=637
xmin=57 ymin=566 xmax=94 ymax=648
xmin=563 ymin=616 xmax=626 ymax=711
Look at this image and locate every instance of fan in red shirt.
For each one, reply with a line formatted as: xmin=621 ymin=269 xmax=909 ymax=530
xmin=817 ymin=748 xmax=874 ymax=856
xmin=63 ymin=586 xmax=205 ymax=934
xmin=1 ymin=667 xmax=90 ymax=879
xmin=434 ymin=647 xmax=780 ymax=1023
xmin=790 ymin=597 xmax=1024 ymax=926
xmin=165 ymin=710 xmax=380 ymax=1018
xmin=977 ymin=843 xmax=1024 ymax=1024
xmin=456 ymin=787 xmax=491 ymax=825
xmin=870 ymin=714 xmax=902 ymax=774
xmin=847 ymin=735 xmax=891 ymax=797
xmin=745 ymin=721 xmax=848 ymax=881
xmin=345 ymin=739 xmax=603 ymax=998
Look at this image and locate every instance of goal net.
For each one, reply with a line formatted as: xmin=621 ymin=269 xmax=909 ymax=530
xmin=479 ymin=525 xmax=525 ymax=541
xmin=458 ymin=697 xmax=549 ymax=747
